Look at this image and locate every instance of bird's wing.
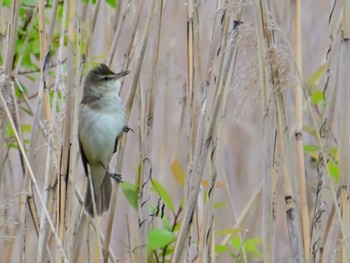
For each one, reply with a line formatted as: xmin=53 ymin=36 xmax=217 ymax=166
xmin=113 ymin=136 xmax=119 ymax=154
xmin=79 ymin=139 xmax=89 ymax=176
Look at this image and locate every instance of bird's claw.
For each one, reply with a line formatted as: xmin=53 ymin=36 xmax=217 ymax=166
xmin=123 ymin=126 xmax=133 ymax=133
xmin=110 ymin=173 xmax=123 ymax=183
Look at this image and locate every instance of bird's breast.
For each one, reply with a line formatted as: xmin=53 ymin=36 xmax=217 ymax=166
xmin=78 ymin=98 xmax=126 ymax=165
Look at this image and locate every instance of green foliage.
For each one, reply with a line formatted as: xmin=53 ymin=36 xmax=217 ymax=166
xmin=120 ymin=181 xmax=138 ymax=210
xmin=81 ymin=0 xmax=118 ymax=8
xmin=3 ymin=0 xmax=11 ymax=7
xmin=49 ymin=89 xmax=63 ymax=113
xmin=215 ymin=235 xmax=262 ymax=262
xmin=304 ymin=64 xmax=341 ymax=185
xmin=147 ymin=228 xmax=176 ymax=252
xmin=151 ymin=179 xmax=175 ymax=212
xmin=306 ymin=64 xmax=326 ymax=108
xmin=230 ymin=236 xmax=262 ymax=261
xmin=6 ymin=122 xmax=32 ymax=149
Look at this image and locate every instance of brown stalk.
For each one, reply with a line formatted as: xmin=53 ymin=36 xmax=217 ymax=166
xmin=107 ymin=0 xmax=132 ymax=66
xmin=337 ymin=34 xmax=350 ymax=263
xmin=134 ymin=1 xmax=158 ymax=261
xmin=172 ymin=3 xmax=238 ymax=261
xmin=0 ymin=89 xmax=68 ymax=261
xmin=55 ymin=1 xmax=77 ymax=262
xmin=182 ymin=0 xmax=196 ymax=257
xmin=103 ymin=0 xmax=147 ymax=260
xmin=256 ymin=1 xmax=306 ymax=262
xmin=66 ymin=16 xmax=84 ymax=262
xmin=293 ymin=1 xmax=310 ymax=260
xmin=1 ymin=2 xmax=35 ymax=260
xmin=305 ymin=58 xmax=350 ymax=262
xmin=255 ymin=1 xmax=276 ymax=261
xmin=198 ymin=8 xmax=244 ymax=262
xmin=37 ymin=0 xmax=68 ymax=261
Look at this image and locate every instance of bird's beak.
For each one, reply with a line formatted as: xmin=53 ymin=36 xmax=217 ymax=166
xmin=113 ymin=70 xmax=130 ymax=80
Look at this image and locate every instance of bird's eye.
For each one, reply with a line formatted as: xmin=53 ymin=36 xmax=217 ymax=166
xmin=103 ymin=76 xmax=109 ymax=81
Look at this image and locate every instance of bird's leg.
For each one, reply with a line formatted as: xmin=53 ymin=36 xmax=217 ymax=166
xmin=100 ymin=162 xmax=123 ymax=183
xmin=110 ymin=173 xmax=123 ymax=183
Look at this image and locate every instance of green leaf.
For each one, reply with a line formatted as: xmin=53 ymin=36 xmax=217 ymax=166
xmin=31 ymin=38 xmax=41 ymax=55
xmin=6 ymin=121 xmax=14 ymax=137
xmin=19 ymin=106 xmax=33 ymax=116
xmin=148 ymin=229 xmax=176 ymax=251
xmin=106 ymin=0 xmax=117 ymax=8
xmin=81 ymin=0 xmax=97 ymax=4
xmin=310 ymin=90 xmax=324 ymax=105
xmin=304 ymin=144 xmax=318 ymax=153
xmin=218 ymin=228 xmax=241 ymax=236
xmin=151 ymin=179 xmax=175 ymax=212
xmin=328 ymin=161 xmax=339 ymax=182
xmin=121 ymin=182 xmax=138 ymax=210
xmin=21 ymin=124 xmax=32 ymax=133
xmin=308 ymin=64 xmax=326 ymax=86
xmin=214 ymin=202 xmax=225 ymax=209
xmin=215 ymin=244 xmax=229 ymax=253
xmin=162 ymin=216 xmax=172 ymax=232
xmin=23 ymin=0 xmax=37 ymax=6
xmin=162 ymin=245 xmax=174 ymax=256
xmin=230 ymin=236 xmax=241 ymax=249
xmin=244 ymin=238 xmax=262 ymax=257
xmin=3 ymin=0 xmax=11 ymax=7
xmin=24 ymin=139 xmax=31 ymax=146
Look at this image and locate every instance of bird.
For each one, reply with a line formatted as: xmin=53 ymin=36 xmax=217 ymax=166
xmin=78 ymin=63 xmax=131 ymax=217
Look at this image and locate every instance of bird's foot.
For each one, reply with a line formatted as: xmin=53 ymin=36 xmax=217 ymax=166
xmin=123 ymin=126 xmax=134 ymax=133
xmin=110 ymin=173 xmax=123 ymax=183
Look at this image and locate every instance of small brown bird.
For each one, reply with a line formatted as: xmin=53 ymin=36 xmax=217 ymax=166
xmin=78 ymin=64 xmax=130 ymax=216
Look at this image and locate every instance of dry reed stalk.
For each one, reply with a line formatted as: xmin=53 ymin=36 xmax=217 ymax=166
xmin=0 ymin=90 xmax=68 ymax=261
xmin=172 ymin=2 xmax=238 ymax=261
xmin=37 ymin=0 xmax=68 ymax=261
xmin=337 ymin=23 xmax=350 ymax=263
xmin=47 ymin=0 xmax=60 ymax=45
xmin=255 ymin=0 xmax=275 ymax=261
xmin=183 ymin=0 xmax=195 ymax=258
xmin=66 ymin=16 xmax=83 ymax=262
xmin=134 ymin=1 xmax=158 ymax=261
xmin=35 ymin=0 xmax=52 ymax=260
xmin=322 ymin=11 xmax=341 ymax=197
xmin=107 ymin=0 xmax=132 ymax=66
xmin=275 ymin=83 xmax=305 ymax=263
xmin=220 ymin=182 xmax=263 ymax=248
xmin=0 ymin=4 xmax=4 ymax=60
xmin=14 ymin=5 xmax=38 ymax=75
xmin=190 ymin=6 xmax=223 ymax=260
xmin=305 ymin=78 xmax=350 ymax=261
xmin=3 ymin=4 xmax=35 ymax=261
xmin=293 ymin=1 xmax=310 ymax=260
xmin=318 ymin=4 xmax=341 ymax=261
xmin=103 ymin=0 xmax=146 ymax=258
xmin=300 ymin=40 xmax=350 ymax=261
xmin=54 ymin=1 xmax=77 ymax=262
xmin=198 ymin=11 xmax=244 ymax=262
xmin=4 ymin=0 xmax=19 ymax=73
xmin=66 ymin=180 xmax=117 ymax=263
xmin=256 ymin=0 xmax=306 ymax=262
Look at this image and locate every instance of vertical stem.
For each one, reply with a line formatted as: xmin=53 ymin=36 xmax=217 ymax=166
xmin=255 ymin=1 xmax=275 ymax=262
xmin=294 ymin=0 xmax=310 ymax=261
xmin=137 ymin=2 xmax=158 ymax=261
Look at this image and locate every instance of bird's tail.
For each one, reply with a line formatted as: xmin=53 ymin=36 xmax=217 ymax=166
xmin=84 ymin=167 xmax=112 ymax=217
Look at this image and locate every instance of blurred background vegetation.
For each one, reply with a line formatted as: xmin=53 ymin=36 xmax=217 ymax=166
xmin=0 ymin=0 xmax=348 ymax=262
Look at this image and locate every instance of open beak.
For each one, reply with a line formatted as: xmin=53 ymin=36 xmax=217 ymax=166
xmin=113 ymin=70 xmax=130 ymax=80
